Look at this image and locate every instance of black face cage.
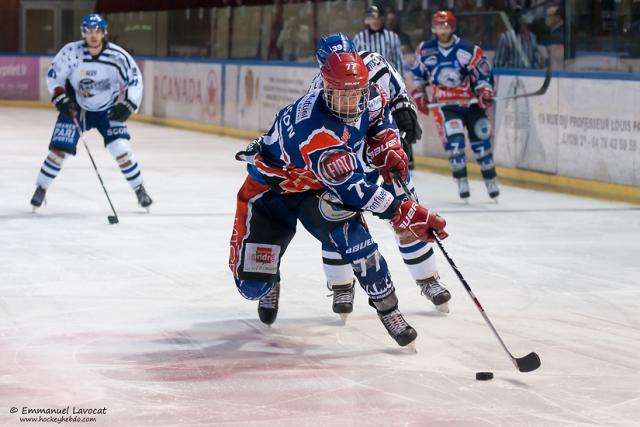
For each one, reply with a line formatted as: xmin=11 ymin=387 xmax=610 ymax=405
xmin=323 ymin=87 xmax=370 ymax=123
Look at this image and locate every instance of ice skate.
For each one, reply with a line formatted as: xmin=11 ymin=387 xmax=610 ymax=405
xmin=258 ymin=282 xmax=280 ymax=326
xmin=329 ymin=281 xmax=355 ymax=324
xmin=485 ymin=178 xmax=500 ymax=202
xmin=135 ymin=184 xmax=153 ymax=211
xmin=378 ymin=306 xmax=417 ymax=348
xmin=457 ymin=177 xmax=470 ymax=202
xmin=417 ymin=275 xmax=451 ymax=313
xmin=369 ymin=296 xmax=417 ymax=348
xmin=30 ymin=186 xmax=47 ymax=212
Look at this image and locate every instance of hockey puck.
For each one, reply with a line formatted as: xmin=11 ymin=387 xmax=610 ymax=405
xmin=475 ymin=372 xmax=493 ymax=381
xmin=107 ymin=216 xmax=119 ymax=224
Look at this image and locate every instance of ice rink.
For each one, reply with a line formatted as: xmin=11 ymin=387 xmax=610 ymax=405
xmin=1 ymin=106 xmax=639 ymax=427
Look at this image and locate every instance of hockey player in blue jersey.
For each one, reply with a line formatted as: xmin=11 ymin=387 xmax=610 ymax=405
xmin=411 ymin=10 xmax=500 ymax=201
xmin=310 ymin=34 xmax=451 ymax=320
xmin=229 ymin=52 xmax=448 ymax=347
xmin=310 ymin=33 xmax=422 ymax=165
xmin=30 ymin=14 xmax=152 ymax=211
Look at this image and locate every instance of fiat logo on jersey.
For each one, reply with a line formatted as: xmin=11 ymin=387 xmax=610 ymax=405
xmin=318 ymin=149 xmax=356 ymax=185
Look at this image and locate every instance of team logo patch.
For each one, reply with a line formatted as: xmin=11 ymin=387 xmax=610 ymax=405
xmin=473 ymin=118 xmax=491 ymax=140
xmin=456 ymin=49 xmax=472 ymax=65
xmin=318 ymin=191 xmax=357 ymax=222
xmin=445 ymin=119 xmax=464 ymax=136
xmin=425 ymin=56 xmax=438 ymax=67
xmin=437 ymin=67 xmax=463 ymax=88
xmin=477 ymin=58 xmax=491 ymax=75
xmin=318 ymin=149 xmax=356 ymax=185
xmin=243 ymin=243 xmax=281 ymax=275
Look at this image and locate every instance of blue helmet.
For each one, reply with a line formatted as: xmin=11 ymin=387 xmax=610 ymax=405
xmin=316 ymin=33 xmax=356 ymax=65
xmin=80 ymin=14 xmax=108 ymax=34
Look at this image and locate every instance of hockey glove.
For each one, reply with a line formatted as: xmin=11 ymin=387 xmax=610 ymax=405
xmin=476 ymin=87 xmax=494 ymax=110
xmin=366 ymin=129 xmax=408 ymax=185
xmin=411 ymin=87 xmax=430 ymax=116
xmin=108 ymin=100 xmax=137 ymax=122
xmin=391 ymin=98 xmax=423 ymax=146
xmin=52 ymin=87 xmax=78 ymax=118
xmin=390 ymin=200 xmax=448 ymax=242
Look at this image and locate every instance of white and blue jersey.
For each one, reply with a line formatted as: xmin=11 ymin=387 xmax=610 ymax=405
xmin=47 ymin=40 xmax=142 ymax=112
xmin=46 ymin=41 xmax=142 ymax=155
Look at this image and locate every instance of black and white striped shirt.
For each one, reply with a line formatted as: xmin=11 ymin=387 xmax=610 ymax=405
xmin=353 ymin=28 xmax=404 ymax=73
xmin=494 ymin=30 xmax=541 ymax=69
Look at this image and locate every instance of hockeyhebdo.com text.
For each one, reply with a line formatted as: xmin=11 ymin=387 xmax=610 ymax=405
xmin=9 ymin=406 xmax=107 ymax=424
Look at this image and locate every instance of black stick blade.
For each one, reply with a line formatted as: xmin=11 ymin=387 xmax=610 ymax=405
xmin=516 ymin=352 xmax=541 ymax=372
xmin=108 ymin=216 xmax=119 ymax=225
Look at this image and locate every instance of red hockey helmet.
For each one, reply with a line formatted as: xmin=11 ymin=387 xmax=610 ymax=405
xmin=320 ymin=52 xmax=369 ymax=123
xmin=432 ymin=10 xmax=456 ymax=31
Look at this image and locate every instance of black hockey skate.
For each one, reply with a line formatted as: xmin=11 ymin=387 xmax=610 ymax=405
xmin=378 ymin=307 xmax=417 ymax=348
xmin=457 ymin=177 xmax=470 ymax=201
xmin=485 ymin=178 xmax=500 ymax=201
xmin=258 ymin=282 xmax=280 ymax=325
xmin=135 ymin=185 xmax=153 ymax=210
xmin=30 ymin=186 xmax=47 ymax=211
xmin=329 ymin=281 xmax=355 ymax=324
xmin=417 ymin=275 xmax=451 ymax=314
xmin=369 ymin=297 xmax=417 ymax=348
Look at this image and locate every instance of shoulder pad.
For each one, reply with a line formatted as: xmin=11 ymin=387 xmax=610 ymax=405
xmin=369 ymin=83 xmax=388 ymax=110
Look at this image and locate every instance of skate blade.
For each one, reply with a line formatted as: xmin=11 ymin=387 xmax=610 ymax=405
xmin=436 ymin=302 xmax=450 ymax=314
xmin=339 ymin=313 xmax=349 ymax=325
xmin=492 ymin=197 xmax=499 ymax=204
xmin=463 ymin=198 xmax=469 ymax=204
xmin=405 ymin=340 xmax=417 ymax=353
xmin=145 ymin=207 xmax=150 ymax=213
xmin=31 ymin=206 xmax=37 ymax=213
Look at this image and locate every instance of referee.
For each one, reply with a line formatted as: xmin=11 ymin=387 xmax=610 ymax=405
xmin=353 ymin=6 xmax=404 ymax=73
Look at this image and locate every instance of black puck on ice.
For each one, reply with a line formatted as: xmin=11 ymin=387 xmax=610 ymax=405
xmin=475 ymin=372 xmax=493 ymax=381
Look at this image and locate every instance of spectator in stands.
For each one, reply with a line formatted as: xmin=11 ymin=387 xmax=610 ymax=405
xmin=353 ymin=5 xmax=404 ymax=72
xmin=544 ymin=5 xmax=564 ymax=45
xmin=494 ymin=6 xmax=541 ymax=69
xmin=384 ymin=10 xmax=412 ymax=52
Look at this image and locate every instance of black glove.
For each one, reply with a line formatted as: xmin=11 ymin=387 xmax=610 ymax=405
xmin=52 ymin=89 xmax=78 ymax=118
xmin=391 ymin=98 xmax=423 ymax=146
xmin=108 ymin=100 xmax=137 ymax=122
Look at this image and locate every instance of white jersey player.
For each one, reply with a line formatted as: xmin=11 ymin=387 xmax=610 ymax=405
xmin=310 ymin=34 xmax=451 ymax=319
xmin=30 ymin=14 xmax=152 ymax=211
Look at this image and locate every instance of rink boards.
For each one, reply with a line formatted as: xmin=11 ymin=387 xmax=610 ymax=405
xmin=1 ymin=54 xmax=639 ymax=189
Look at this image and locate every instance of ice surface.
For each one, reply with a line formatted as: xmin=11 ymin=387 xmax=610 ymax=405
xmin=1 ymin=107 xmax=639 ymax=426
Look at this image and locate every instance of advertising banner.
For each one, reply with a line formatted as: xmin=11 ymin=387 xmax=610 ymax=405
xmin=494 ymin=74 xmax=559 ymax=174
xmin=151 ymin=61 xmax=222 ymax=125
xmin=237 ymin=65 xmax=317 ymax=132
xmin=0 ymin=57 xmax=40 ymax=100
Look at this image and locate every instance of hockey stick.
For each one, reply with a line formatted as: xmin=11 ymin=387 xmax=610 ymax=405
xmin=426 ymin=62 xmax=552 ymax=109
xmin=394 ymin=175 xmax=541 ymax=372
xmin=72 ymin=117 xmax=119 ymax=225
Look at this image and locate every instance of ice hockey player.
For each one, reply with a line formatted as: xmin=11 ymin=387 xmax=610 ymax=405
xmin=310 ymin=33 xmax=421 ymax=168
xmin=311 ymin=33 xmax=452 ymax=320
xmin=411 ymin=10 xmax=500 ymax=201
xmin=229 ymin=52 xmax=448 ymax=347
xmin=30 ymin=14 xmax=152 ymax=211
